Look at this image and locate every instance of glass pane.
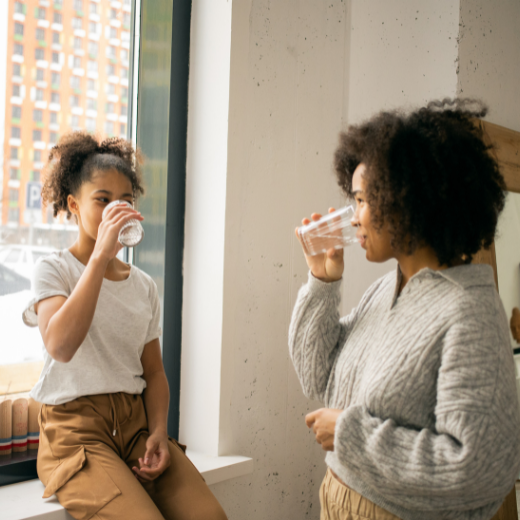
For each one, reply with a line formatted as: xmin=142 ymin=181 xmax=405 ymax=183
xmin=0 ymin=0 xmax=136 ymax=398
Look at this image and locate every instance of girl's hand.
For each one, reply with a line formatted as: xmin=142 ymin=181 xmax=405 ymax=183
xmin=305 ymin=408 xmax=343 ymax=451
xmin=295 ymin=208 xmax=344 ymax=283
xmin=93 ymin=203 xmax=143 ymax=262
xmin=132 ymin=432 xmax=171 ymax=482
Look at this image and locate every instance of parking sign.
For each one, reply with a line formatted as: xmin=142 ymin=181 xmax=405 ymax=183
xmin=26 ymin=182 xmax=42 ymax=210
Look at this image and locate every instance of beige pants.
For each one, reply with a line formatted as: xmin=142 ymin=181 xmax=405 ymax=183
xmin=320 ymin=469 xmax=401 ymax=520
xmin=37 ymin=393 xmax=227 ymax=520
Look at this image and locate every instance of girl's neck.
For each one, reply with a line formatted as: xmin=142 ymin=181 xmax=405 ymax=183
xmin=69 ymin=231 xmax=118 ymax=271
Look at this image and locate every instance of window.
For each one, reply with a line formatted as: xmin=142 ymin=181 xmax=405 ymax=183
xmin=35 ymin=89 xmax=44 ymax=101
xmin=8 ymin=208 xmax=20 ymax=222
xmin=88 ymin=41 xmax=98 ymax=57
xmin=110 ymin=8 xmax=117 ymax=20
xmin=14 ymin=2 xmax=24 ymax=14
xmin=89 ymin=3 xmax=97 ymax=15
xmin=107 ymin=83 xmax=116 ymax=95
xmin=86 ymin=117 xmax=96 ymax=131
xmin=9 ymin=168 xmax=20 ymax=180
xmin=89 ymin=22 xmax=98 ymax=34
xmin=9 ymin=189 xmax=19 ymax=202
xmin=52 ymin=52 xmax=60 ymax=64
xmin=74 ymin=0 xmax=83 ymax=11
xmin=109 ymin=27 xmax=118 ymax=39
xmin=53 ymin=13 xmax=62 ymax=25
xmin=106 ymin=102 xmax=115 ymax=114
xmin=72 ymin=56 xmax=82 ymax=69
xmin=87 ymin=79 xmax=95 ymax=91
xmin=121 ymin=49 xmax=129 ymax=62
xmin=52 ymin=32 xmax=60 ymax=44
xmin=87 ymin=98 xmax=97 ymax=110
xmin=36 ymin=68 xmax=44 ymax=81
xmin=70 ymin=95 xmax=80 ymax=108
xmin=35 ymin=48 xmax=44 ymax=60
xmin=120 ymin=123 xmax=126 ymax=136
xmin=88 ymin=60 xmax=98 ymax=72
xmin=73 ymin=37 xmax=82 ymax=50
xmin=70 ymin=76 xmax=81 ymax=89
xmin=33 ymin=171 xmax=41 ymax=182
xmin=33 ymin=130 xmax=42 ymax=142
xmin=50 ymin=112 xmax=58 ymax=124
xmin=104 ymin=121 xmax=114 ymax=135
xmin=107 ymin=46 xmax=116 ymax=59
xmin=11 ymin=127 xmax=21 ymax=138
xmin=34 ymin=150 xmax=42 ymax=162
xmin=50 ymin=131 xmax=58 ymax=144
xmin=120 ymin=67 xmax=128 ymax=80
xmin=12 ymin=106 xmax=22 ymax=119
xmin=70 ymin=115 xmax=80 ymax=128
xmin=12 ymin=84 xmax=21 ymax=97
xmin=123 ymin=12 xmax=131 ymax=27
xmin=72 ymin=18 xmax=83 ymax=30
xmin=106 ymin=64 xmax=116 ymax=76
xmin=36 ymin=28 xmax=45 ymax=41
xmin=33 ymin=109 xmax=43 ymax=122
xmin=15 ymin=23 xmax=24 ymax=37
xmin=51 ymin=72 xmax=60 ymax=86
xmin=13 ymin=63 xmax=21 ymax=77
xmin=120 ymin=104 xmax=127 ymax=116
xmin=36 ymin=8 xmax=46 ymax=20
xmin=10 ymin=147 xmax=19 ymax=159
xmin=51 ymin=92 xmax=60 ymax=104
xmin=14 ymin=44 xmax=23 ymax=56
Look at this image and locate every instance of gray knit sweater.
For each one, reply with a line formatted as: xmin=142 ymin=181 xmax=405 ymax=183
xmin=289 ymin=264 xmax=520 ymax=520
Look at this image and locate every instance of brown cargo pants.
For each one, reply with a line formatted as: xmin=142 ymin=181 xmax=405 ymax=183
xmin=320 ymin=469 xmax=400 ymax=520
xmin=37 ymin=393 xmax=228 ymax=520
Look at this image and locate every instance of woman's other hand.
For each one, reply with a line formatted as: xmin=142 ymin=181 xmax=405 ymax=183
xmin=306 ymin=408 xmax=343 ymax=451
xmin=132 ymin=432 xmax=171 ymax=482
xmin=295 ymin=208 xmax=344 ymax=283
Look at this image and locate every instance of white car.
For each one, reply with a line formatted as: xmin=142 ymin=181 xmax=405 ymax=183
xmin=0 ymin=245 xmax=57 ymax=280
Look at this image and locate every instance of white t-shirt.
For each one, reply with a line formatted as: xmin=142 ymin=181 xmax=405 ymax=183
xmin=22 ymin=249 xmax=162 ymax=405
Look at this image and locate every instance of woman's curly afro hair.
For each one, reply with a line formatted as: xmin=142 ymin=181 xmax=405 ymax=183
xmin=334 ymin=98 xmax=506 ymax=266
xmin=41 ymin=131 xmax=145 ymax=219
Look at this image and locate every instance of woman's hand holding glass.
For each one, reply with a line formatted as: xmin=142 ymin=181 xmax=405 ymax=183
xmin=94 ymin=203 xmax=144 ymax=262
xmin=295 ymin=208 xmax=344 ymax=283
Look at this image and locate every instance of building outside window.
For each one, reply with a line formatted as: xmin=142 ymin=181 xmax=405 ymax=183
xmin=52 ymin=51 xmax=59 ymax=64
xmin=87 ymin=98 xmax=97 ymax=111
xmin=110 ymin=8 xmax=117 ymax=19
xmin=70 ymin=115 xmax=80 ymax=129
xmin=120 ymin=104 xmax=127 ymax=116
xmin=36 ymin=28 xmax=45 ymax=41
xmin=53 ymin=13 xmax=62 ymax=25
xmin=87 ymin=79 xmax=95 ymax=91
xmin=72 ymin=18 xmax=83 ymax=30
xmin=104 ymin=121 xmax=114 ymax=135
xmin=70 ymin=76 xmax=81 ymax=89
xmin=88 ymin=60 xmax=98 ymax=72
xmin=13 ymin=63 xmax=21 ymax=77
xmin=88 ymin=41 xmax=98 ymax=57
xmin=73 ymin=37 xmax=82 ymax=50
xmin=49 ymin=131 xmax=58 ymax=144
xmin=35 ymin=48 xmax=44 ymax=60
xmin=73 ymin=56 xmax=82 ymax=69
xmin=70 ymin=96 xmax=80 ymax=108
xmin=36 ymin=7 xmax=46 ymax=20
xmin=32 ymin=130 xmax=42 ymax=142
xmin=51 ymin=92 xmax=60 ymax=104
xmin=106 ymin=102 xmax=115 ymax=114
xmin=50 ymin=112 xmax=58 ymax=124
xmin=90 ymin=3 xmax=98 ymax=15
xmin=11 ymin=127 xmax=21 ymax=138
xmin=89 ymin=22 xmax=99 ymax=34
xmin=12 ymin=106 xmax=21 ymax=119
xmin=15 ymin=23 xmax=24 ymax=37
xmin=74 ymin=0 xmax=83 ymax=11
xmin=51 ymin=72 xmax=60 ymax=86
xmin=109 ymin=27 xmax=118 ymax=39
xmin=107 ymin=83 xmax=116 ymax=95
xmin=14 ymin=44 xmax=23 ymax=56
xmin=120 ymin=67 xmax=128 ymax=80
xmin=123 ymin=12 xmax=131 ymax=27
xmin=12 ymin=84 xmax=21 ymax=96
xmin=120 ymin=123 xmax=126 ymax=136
xmin=35 ymin=89 xmax=44 ymax=101
xmin=107 ymin=46 xmax=116 ymax=59
xmin=33 ymin=109 xmax=43 ymax=122
xmin=36 ymin=68 xmax=44 ymax=81
xmin=9 ymin=168 xmax=20 ymax=180
xmin=8 ymin=208 xmax=20 ymax=223
xmin=33 ymin=171 xmax=41 ymax=182
xmin=86 ymin=117 xmax=96 ymax=132
xmin=10 ymin=147 xmax=19 ymax=160
xmin=14 ymin=1 xmax=24 ymax=14
xmin=52 ymin=32 xmax=60 ymax=45
xmin=9 ymin=189 xmax=19 ymax=202
xmin=34 ymin=150 xmax=42 ymax=162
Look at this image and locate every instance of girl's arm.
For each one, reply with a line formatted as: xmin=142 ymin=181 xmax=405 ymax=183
xmin=36 ymin=204 xmax=141 ymax=363
xmin=133 ymin=338 xmax=171 ymax=482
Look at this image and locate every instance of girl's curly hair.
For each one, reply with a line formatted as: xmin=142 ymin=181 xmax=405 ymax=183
xmin=334 ymin=98 xmax=506 ymax=266
xmin=41 ymin=131 xmax=145 ymax=219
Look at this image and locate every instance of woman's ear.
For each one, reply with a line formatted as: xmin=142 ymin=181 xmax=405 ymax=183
xmin=68 ymin=194 xmax=79 ymax=218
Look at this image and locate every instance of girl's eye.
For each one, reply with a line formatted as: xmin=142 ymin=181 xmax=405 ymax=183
xmin=98 ymin=198 xmax=109 ymax=203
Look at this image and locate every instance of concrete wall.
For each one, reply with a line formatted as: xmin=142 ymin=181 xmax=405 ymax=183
xmin=182 ymin=1 xmax=516 ymax=519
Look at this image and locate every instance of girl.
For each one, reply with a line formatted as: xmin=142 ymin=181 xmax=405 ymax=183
xmin=23 ymin=132 xmax=227 ymax=520
xmin=290 ymin=99 xmax=520 ymax=520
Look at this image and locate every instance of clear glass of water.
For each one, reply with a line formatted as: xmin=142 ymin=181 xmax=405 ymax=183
xmin=102 ymin=200 xmax=144 ymax=248
xmin=298 ymin=206 xmax=358 ymax=256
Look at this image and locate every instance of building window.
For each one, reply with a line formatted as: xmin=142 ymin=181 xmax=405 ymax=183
xmin=87 ymin=60 xmax=98 ymax=72
xmin=35 ymin=88 xmax=44 ymax=101
xmin=33 ymin=109 xmax=43 ymax=122
xmin=12 ymin=106 xmax=22 ymax=119
xmin=87 ymin=79 xmax=95 ymax=91
xmin=88 ymin=41 xmax=98 ymax=57
xmin=73 ymin=37 xmax=82 ymax=50
xmin=121 ymin=49 xmax=129 ymax=62
xmin=52 ymin=31 xmax=60 ymax=44
xmin=50 ymin=112 xmax=58 ymax=124
xmin=89 ymin=3 xmax=97 ymax=15
xmin=106 ymin=64 xmax=116 ymax=76
xmin=33 ymin=171 xmax=41 ymax=182
xmin=36 ymin=68 xmax=44 ymax=81
xmin=86 ymin=118 xmax=96 ymax=131
xmin=120 ymin=105 xmax=127 ymax=116
xmin=51 ymin=92 xmax=60 ymax=104
xmin=9 ymin=189 xmax=19 ymax=202
xmin=8 ymin=209 xmax=20 ymax=223
xmin=107 ymin=46 xmax=116 ymax=59
xmin=52 ymin=52 xmax=60 ymax=64
xmin=105 ymin=121 xmax=114 ymax=135
xmin=14 ymin=2 xmax=24 ymax=14
xmin=120 ymin=123 xmax=126 ymax=137
xmin=53 ymin=13 xmax=62 ymax=24
xmin=11 ymin=127 xmax=21 ymax=139
xmin=14 ymin=43 xmax=23 ymax=56
xmin=51 ymin=72 xmax=60 ymax=86
xmin=106 ymin=102 xmax=115 ymax=114
xmin=34 ymin=150 xmax=42 ymax=162
xmin=70 ymin=76 xmax=81 ymax=89
xmin=33 ymin=130 xmax=42 ymax=142
xmin=70 ymin=95 xmax=80 ymax=108
xmin=35 ymin=48 xmax=45 ymax=60
xmin=110 ymin=8 xmax=117 ymax=20
xmin=87 ymin=98 xmax=97 ymax=110
xmin=74 ymin=0 xmax=83 ymax=11
xmin=36 ymin=28 xmax=45 ymax=41
xmin=13 ymin=63 xmax=21 ymax=77
xmin=50 ymin=132 xmax=58 ymax=144
xmin=120 ymin=67 xmax=128 ymax=80
xmin=107 ymin=83 xmax=116 ymax=95
xmin=109 ymin=27 xmax=118 ymax=39
xmin=10 ymin=168 xmax=20 ymax=180
xmin=72 ymin=18 xmax=82 ymax=30
xmin=71 ymin=115 xmax=80 ymax=129
xmin=15 ymin=23 xmax=24 ymax=36
xmin=123 ymin=13 xmax=131 ymax=27
xmin=72 ymin=56 xmax=82 ymax=69
xmin=89 ymin=22 xmax=98 ymax=34
xmin=36 ymin=8 xmax=46 ymax=20
xmin=10 ymin=147 xmax=19 ymax=160
xmin=12 ymin=84 xmax=21 ymax=97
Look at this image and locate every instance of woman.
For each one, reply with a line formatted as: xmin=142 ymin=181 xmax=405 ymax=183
xmin=289 ymin=99 xmax=520 ymax=520
xmin=23 ymin=132 xmax=227 ymax=520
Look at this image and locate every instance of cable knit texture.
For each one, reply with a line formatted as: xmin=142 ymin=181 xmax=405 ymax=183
xmin=289 ymin=265 xmax=520 ymax=520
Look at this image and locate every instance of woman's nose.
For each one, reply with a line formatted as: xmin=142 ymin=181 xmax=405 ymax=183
xmin=351 ymin=214 xmax=360 ymax=227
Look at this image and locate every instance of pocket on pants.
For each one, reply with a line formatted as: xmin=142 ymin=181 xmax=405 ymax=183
xmin=42 ymin=446 xmax=121 ymax=520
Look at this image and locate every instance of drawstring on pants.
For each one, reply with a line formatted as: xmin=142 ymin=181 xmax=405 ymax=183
xmin=108 ymin=393 xmax=118 ymax=437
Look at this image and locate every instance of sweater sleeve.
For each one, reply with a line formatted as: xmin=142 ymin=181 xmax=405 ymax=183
xmin=288 ymin=272 xmax=357 ymax=402
xmin=333 ymin=301 xmax=520 ymax=511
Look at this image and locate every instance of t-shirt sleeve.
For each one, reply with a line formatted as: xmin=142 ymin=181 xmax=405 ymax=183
xmin=22 ymin=257 xmax=69 ymax=327
xmin=144 ymin=279 xmax=162 ymax=344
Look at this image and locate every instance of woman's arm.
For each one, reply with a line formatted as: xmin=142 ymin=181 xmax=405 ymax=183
xmin=132 ymin=338 xmax=171 ymax=482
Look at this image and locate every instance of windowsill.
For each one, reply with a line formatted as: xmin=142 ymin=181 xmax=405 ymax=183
xmin=1 ymin=451 xmax=253 ymax=520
